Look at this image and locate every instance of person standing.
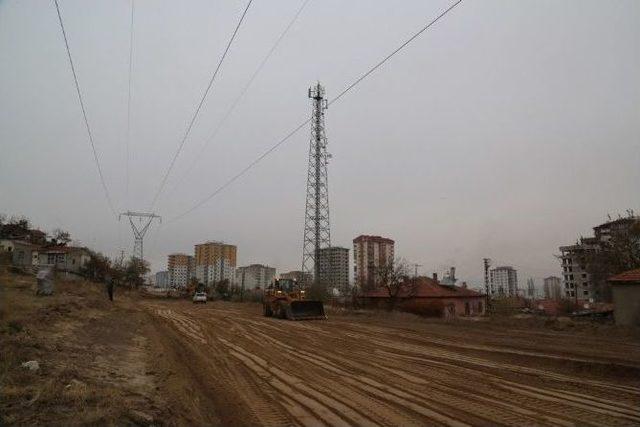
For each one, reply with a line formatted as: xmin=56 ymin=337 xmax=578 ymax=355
xmin=105 ymin=274 xmax=114 ymax=301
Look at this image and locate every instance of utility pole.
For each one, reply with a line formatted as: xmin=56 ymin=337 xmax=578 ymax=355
xmin=483 ymin=258 xmax=492 ymax=303
xmin=410 ymin=263 xmax=422 ymax=278
xmin=302 ymin=82 xmax=331 ymax=288
xmin=119 ymin=211 xmax=161 ymax=261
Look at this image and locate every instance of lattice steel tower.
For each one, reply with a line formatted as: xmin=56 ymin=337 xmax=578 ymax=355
xmin=119 ymin=211 xmax=161 ymax=261
xmin=302 ymin=82 xmax=331 ymax=284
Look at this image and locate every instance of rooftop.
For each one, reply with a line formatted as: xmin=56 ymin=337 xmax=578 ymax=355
xmin=353 ymin=235 xmax=394 ymax=244
xmin=608 ymin=269 xmax=640 ymax=283
xmin=363 ymin=277 xmax=484 ymax=299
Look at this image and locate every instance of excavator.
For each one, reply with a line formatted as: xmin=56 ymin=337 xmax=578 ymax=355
xmin=263 ymin=278 xmax=326 ymax=320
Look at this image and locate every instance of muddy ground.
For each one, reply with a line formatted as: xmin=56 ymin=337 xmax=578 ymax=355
xmin=2 ymin=271 xmax=640 ymax=426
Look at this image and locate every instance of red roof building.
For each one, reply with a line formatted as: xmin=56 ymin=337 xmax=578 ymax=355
xmin=361 ymin=276 xmax=486 ymax=318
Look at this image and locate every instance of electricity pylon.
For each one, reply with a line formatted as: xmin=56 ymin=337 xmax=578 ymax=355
xmin=301 ymin=82 xmax=331 ymax=285
xmin=119 ymin=211 xmax=161 ymax=261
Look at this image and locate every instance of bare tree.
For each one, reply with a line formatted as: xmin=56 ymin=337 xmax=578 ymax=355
xmin=50 ymin=228 xmax=72 ymax=246
xmin=376 ymin=258 xmax=412 ymax=311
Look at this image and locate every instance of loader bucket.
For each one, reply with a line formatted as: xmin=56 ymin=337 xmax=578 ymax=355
xmin=287 ymin=300 xmax=326 ymax=320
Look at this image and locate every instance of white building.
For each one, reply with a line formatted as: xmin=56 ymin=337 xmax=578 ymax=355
xmin=236 ymin=264 xmax=276 ymax=289
xmin=167 ymin=253 xmax=195 ymax=288
xmin=490 ymin=266 xmax=518 ymax=296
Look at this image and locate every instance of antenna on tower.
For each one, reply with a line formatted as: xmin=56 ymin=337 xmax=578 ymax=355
xmin=301 ymin=82 xmax=331 ymax=288
xmin=119 ymin=211 xmax=161 ymax=261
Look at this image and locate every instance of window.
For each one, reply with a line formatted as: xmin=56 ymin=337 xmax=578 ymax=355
xmin=56 ymin=254 xmax=64 ymax=263
xmin=583 ymin=290 xmax=589 ymax=296
xmin=582 ymin=273 xmax=587 ymax=278
xmin=47 ymin=254 xmax=56 ymax=264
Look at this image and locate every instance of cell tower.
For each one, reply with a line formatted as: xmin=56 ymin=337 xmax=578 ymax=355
xmin=119 ymin=211 xmax=161 ymax=261
xmin=301 ymin=82 xmax=331 ymax=285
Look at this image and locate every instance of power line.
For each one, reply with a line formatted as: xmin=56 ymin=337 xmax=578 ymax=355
xmin=149 ymin=0 xmax=253 ymax=210
xmin=164 ymin=0 xmax=311 ymax=201
xmin=125 ymin=0 xmax=135 ymax=209
xmin=168 ymin=0 xmax=463 ymax=223
xmin=328 ymin=0 xmax=462 ymax=107
xmin=54 ymin=0 xmax=117 ymax=216
xmin=169 ymin=118 xmax=310 ymax=222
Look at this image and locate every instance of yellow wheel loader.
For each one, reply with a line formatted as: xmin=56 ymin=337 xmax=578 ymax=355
xmin=263 ymin=278 xmax=326 ymax=320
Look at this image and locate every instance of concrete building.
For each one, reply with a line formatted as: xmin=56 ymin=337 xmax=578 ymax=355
xmin=1 ymin=240 xmax=40 ymax=267
xmin=559 ymin=238 xmax=598 ymax=301
xmin=155 ymin=271 xmax=169 ymax=288
xmin=280 ymin=270 xmax=312 ymax=284
xmin=317 ymin=246 xmax=349 ymax=291
xmin=543 ymin=276 xmax=563 ymax=300
xmin=353 ymin=235 xmax=394 ymax=291
xmin=39 ymin=246 xmax=91 ymax=273
xmin=608 ymin=269 xmax=640 ymax=326
xmin=236 ymin=264 xmax=275 ymax=289
xmin=195 ymin=241 xmax=237 ymax=286
xmin=558 ymin=216 xmax=639 ymax=302
xmin=490 ymin=266 xmax=518 ymax=297
xmin=167 ymin=253 xmax=195 ymax=288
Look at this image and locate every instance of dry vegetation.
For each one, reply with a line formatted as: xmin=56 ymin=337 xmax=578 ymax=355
xmin=0 ymin=268 xmax=166 ymax=426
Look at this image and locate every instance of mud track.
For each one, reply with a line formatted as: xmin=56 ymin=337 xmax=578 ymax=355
xmin=145 ymin=301 xmax=640 ymax=426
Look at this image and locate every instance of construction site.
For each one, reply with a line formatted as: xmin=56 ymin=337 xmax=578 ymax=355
xmin=2 ymin=270 xmax=640 ymax=426
xmin=3 ymin=1 xmax=640 ymax=426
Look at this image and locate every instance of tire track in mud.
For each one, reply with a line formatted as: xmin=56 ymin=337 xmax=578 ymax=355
xmin=341 ymin=330 xmax=640 ymax=397
xmin=153 ymin=308 xmax=207 ymax=344
xmin=148 ymin=303 xmax=640 ymax=426
xmin=205 ymin=311 xmax=466 ymax=426
xmin=336 ymin=323 xmax=640 ymax=369
xmin=241 ymin=323 xmax=566 ymax=427
xmin=237 ymin=315 xmax=639 ymax=426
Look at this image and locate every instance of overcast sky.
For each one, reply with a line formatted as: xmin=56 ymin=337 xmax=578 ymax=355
xmin=1 ymin=0 xmax=638 ymax=288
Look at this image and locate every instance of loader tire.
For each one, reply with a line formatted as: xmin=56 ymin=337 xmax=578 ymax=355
xmin=263 ymin=303 xmax=273 ymax=317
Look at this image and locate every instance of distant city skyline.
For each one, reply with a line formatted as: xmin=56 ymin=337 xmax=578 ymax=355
xmin=1 ymin=1 xmax=638 ymax=289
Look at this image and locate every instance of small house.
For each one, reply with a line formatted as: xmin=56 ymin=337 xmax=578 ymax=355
xmin=361 ymin=276 xmax=486 ymax=318
xmin=608 ymin=269 xmax=640 ymax=326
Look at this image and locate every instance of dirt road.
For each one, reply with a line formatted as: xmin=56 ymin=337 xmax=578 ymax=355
xmin=144 ymin=300 xmax=640 ymax=426
xmin=3 ymin=272 xmax=640 ymax=426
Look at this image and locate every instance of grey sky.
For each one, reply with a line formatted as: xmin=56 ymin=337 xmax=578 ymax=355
xmin=1 ymin=0 xmax=638 ymax=287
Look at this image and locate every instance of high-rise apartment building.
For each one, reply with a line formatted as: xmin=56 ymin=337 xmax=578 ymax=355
xmin=543 ymin=276 xmax=563 ymax=300
xmin=167 ymin=253 xmax=195 ymax=288
xmin=559 ymin=215 xmax=639 ymax=302
xmin=490 ymin=266 xmax=518 ymax=296
xmin=317 ymin=246 xmax=349 ymax=291
xmin=280 ymin=270 xmax=313 ymax=284
xmin=194 ymin=241 xmax=237 ymax=286
xmin=236 ymin=264 xmax=275 ymax=289
xmin=353 ymin=235 xmax=394 ymax=291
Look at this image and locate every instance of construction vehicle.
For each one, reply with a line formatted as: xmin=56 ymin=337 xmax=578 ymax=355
xmin=263 ymin=278 xmax=326 ymax=320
